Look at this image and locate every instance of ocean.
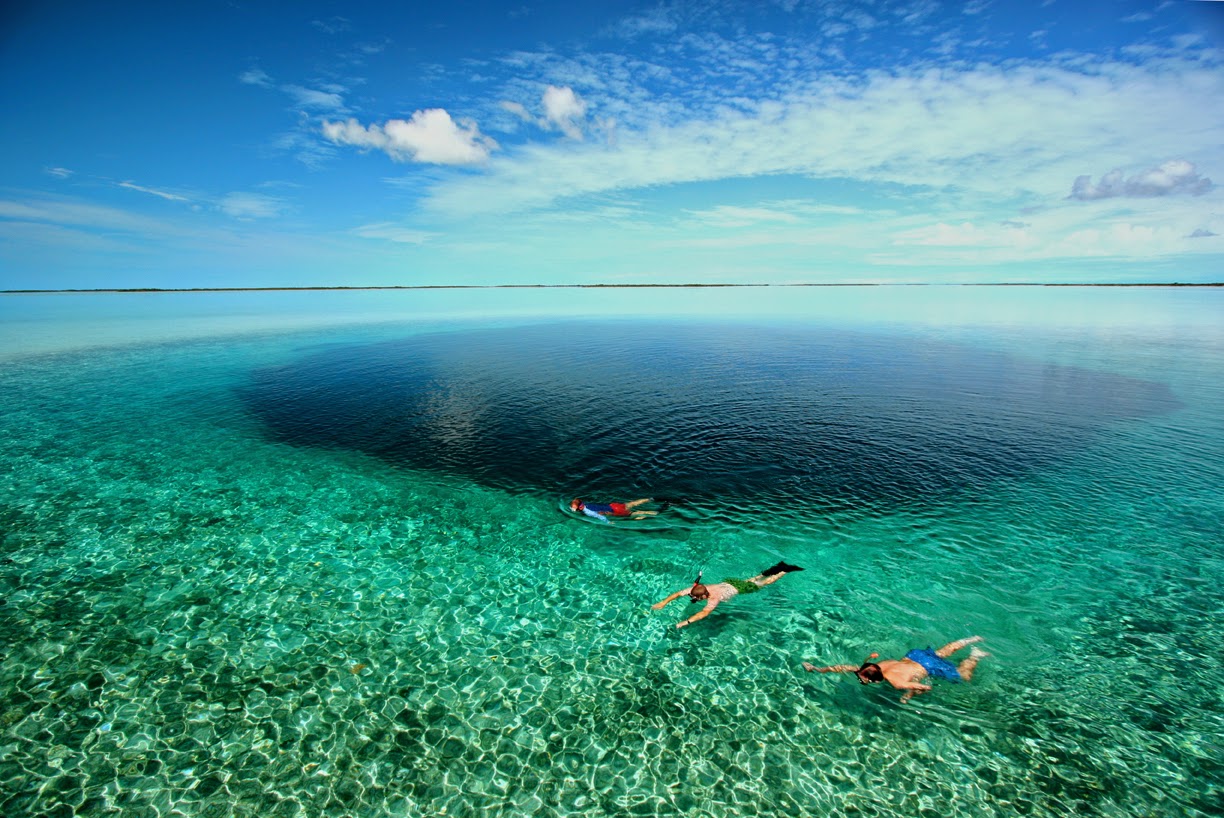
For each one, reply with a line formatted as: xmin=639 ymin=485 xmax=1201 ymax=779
xmin=1 ymin=286 xmax=1221 ymax=817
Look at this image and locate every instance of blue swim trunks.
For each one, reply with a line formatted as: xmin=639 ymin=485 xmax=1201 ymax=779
xmin=905 ymin=648 xmax=962 ymax=682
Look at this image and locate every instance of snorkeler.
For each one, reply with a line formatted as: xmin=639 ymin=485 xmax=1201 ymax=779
xmin=570 ymin=497 xmax=658 ymax=523
xmin=652 ymin=562 xmax=804 ymax=628
xmin=803 ymin=636 xmax=988 ymax=703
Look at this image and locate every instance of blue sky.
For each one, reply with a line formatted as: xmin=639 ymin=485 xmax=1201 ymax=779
xmin=1 ymin=0 xmax=1222 ymax=289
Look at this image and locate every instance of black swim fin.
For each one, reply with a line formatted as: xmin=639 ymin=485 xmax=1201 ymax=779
xmin=762 ymin=561 xmax=804 ymax=576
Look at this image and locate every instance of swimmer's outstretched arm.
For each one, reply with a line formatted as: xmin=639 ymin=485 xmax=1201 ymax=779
xmin=651 ymin=589 xmax=690 ymax=610
xmin=802 ymin=663 xmax=859 ymax=673
xmin=898 ymin=682 xmax=932 ymax=704
xmin=675 ymin=601 xmax=719 ymax=629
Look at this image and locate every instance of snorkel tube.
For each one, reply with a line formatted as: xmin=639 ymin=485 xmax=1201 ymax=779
xmin=687 ymin=570 xmax=709 ymax=601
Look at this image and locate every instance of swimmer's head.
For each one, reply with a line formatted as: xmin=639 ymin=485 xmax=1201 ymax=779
xmin=569 ymin=498 xmax=583 ymax=511
xmin=855 ymin=654 xmax=884 ymax=684
xmin=688 ymin=571 xmax=708 ymax=602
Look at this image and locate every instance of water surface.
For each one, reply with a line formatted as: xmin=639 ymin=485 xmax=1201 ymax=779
xmin=1 ymin=287 xmax=1221 ymax=817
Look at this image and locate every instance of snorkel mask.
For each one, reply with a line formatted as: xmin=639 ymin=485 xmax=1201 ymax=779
xmin=855 ymin=653 xmax=883 ymax=684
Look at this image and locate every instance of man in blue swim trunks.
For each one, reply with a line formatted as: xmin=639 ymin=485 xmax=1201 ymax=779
xmin=803 ymin=635 xmax=988 ymax=703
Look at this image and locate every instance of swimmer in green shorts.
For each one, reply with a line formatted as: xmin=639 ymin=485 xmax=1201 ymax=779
xmin=652 ymin=561 xmax=803 ymax=628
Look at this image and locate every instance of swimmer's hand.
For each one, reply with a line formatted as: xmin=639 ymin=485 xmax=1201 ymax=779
xmin=675 ymin=620 xmax=688 ymax=628
xmin=650 ymin=601 xmax=667 ymax=610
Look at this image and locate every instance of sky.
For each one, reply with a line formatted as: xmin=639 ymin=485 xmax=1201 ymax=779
xmin=1 ymin=0 xmax=1222 ymax=289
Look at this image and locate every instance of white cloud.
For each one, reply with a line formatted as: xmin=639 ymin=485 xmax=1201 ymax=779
xmin=312 ymin=16 xmax=351 ymax=34
xmin=240 ymin=68 xmax=273 ymax=87
xmin=876 ymin=195 xmax=1223 ymax=265
xmin=497 ymin=86 xmax=589 ymax=139
xmin=0 ymin=219 xmax=147 ymax=256
xmin=45 ymin=167 xmax=74 ymax=179
xmin=357 ymin=39 xmax=390 ymax=55
xmin=422 ymin=54 xmax=1224 ymax=221
xmin=683 ymin=202 xmax=864 ymax=228
xmin=688 ymin=205 xmax=802 ymax=227
xmin=284 ymin=84 xmax=346 ymax=112
xmin=322 ymin=110 xmax=497 ymax=165
xmin=0 ymin=197 xmax=194 ymax=236
xmin=119 ymin=181 xmax=190 ymax=202
xmin=353 ymin=222 xmax=431 ymax=244
xmin=542 ymin=85 xmax=587 ymax=140
xmin=894 ymin=220 xmax=1034 ymax=248
xmin=608 ymin=7 xmax=678 ymax=39
xmin=499 ymin=101 xmax=532 ymax=122
xmin=219 ymin=193 xmax=286 ymax=220
xmin=1070 ymin=160 xmax=1213 ymax=200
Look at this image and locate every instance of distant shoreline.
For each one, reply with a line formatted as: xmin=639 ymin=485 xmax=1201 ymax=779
xmin=4 ymin=282 xmax=1222 ymax=294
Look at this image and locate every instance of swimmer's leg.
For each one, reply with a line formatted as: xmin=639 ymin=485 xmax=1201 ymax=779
xmin=751 ymin=562 xmax=804 ymax=587
xmin=625 ymin=498 xmax=654 ymax=511
xmin=630 ymin=510 xmax=658 ymax=519
xmin=957 ymin=647 xmax=989 ymax=682
xmin=935 ymin=635 xmax=983 ymax=658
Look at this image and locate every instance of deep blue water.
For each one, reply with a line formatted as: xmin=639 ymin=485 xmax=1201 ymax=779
xmin=240 ymin=320 xmax=1179 ymax=527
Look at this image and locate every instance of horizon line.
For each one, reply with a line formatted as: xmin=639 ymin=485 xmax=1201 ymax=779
xmin=4 ymin=282 xmax=1223 ymax=295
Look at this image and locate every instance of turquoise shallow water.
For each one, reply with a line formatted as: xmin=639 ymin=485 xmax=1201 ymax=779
xmin=1 ymin=288 xmax=1222 ymax=817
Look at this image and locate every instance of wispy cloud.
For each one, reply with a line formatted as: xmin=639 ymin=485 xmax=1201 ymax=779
xmin=45 ymin=167 xmax=74 ymax=179
xmin=894 ymin=220 xmax=1034 ymax=248
xmin=542 ymin=85 xmax=587 ymax=140
xmin=239 ymin=68 xmax=273 ymax=87
xmin=353 ymin=222 xmax=431 ymax=244
xmin=0 ymin=196 xmax=192 ymax=235
xmin=607 ymin=6 xmax=679 ymax=39
xmin=687 ymin=205 xmax=802 ymax=227
xmin=240 ymin=65 xmax=347 ymax=113
xmin=499 ymin=100 xmax=532 ymax=123
xmin=240 ymin=66 xmax=353 ymax=165
xmin=356 ymin=38 xmax=390 ymax=56
xmin=684 ymin=202 xmax=864 ymax=228
xmin=312 ymin=17 xmax=351 ymax=35
xmin=87 ymin=178 xmax=287 ymax=222
xmin=283 ymin=84 xmax=347 ymax=113
xmin=1069 ymin=160 xmax=1213 ymax=200
xmin=499 ymin=86 xmax=589 ymax=139
xmin=421 ymin=52 xmax=1224 ymax=220
xmin=119 ymin=181 xmax=191 ymax=202
xmin=322 ymin=110 xmax=498 ymax=165
xmin=218 ymin=193 xmax=287 ymax=220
